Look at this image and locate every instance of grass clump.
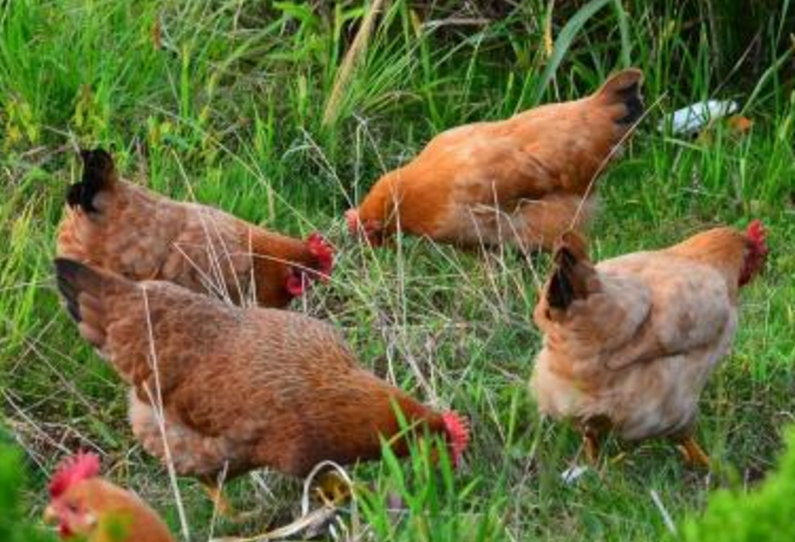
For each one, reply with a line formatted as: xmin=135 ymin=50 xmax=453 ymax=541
xmin=0 ymin=429 xmax=56 ymax=542
xmin=681 ymin=427 xmax=795 ymax=542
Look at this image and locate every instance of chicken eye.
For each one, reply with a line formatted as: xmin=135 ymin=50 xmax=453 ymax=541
xmin=66 ymin=502 xmax=80 ymax=513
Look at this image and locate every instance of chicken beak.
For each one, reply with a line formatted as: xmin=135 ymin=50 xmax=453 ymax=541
xmin=43 ymin=505 xmax=58 ymax=525
xmin=345 ymin=209 xmax=360 ymax=237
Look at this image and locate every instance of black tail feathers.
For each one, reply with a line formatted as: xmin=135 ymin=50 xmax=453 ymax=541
xmin=66 ymin=149 xmax=117 ymax=212
xmin=598 ymin=68 xmax=644 ymax=126
xmin=615 ymin=82 xmax=644 ymax=126
xmin=547 ymin=249 xmax=579 ymax=311
xmin=546 ymin=231 xmax=593 ymax=311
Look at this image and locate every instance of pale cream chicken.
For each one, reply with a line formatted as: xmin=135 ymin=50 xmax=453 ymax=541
xmin=531 ymin=222 xmax=768 ymax=465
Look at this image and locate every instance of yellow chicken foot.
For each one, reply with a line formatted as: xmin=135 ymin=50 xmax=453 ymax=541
xmin=201 ymin=482 xmax=264 ymax=523
xmin=314 ymin=471 xmax=353 ymax=507
xmin=582 ymin=432 xmax=601 ymax=464
xmin=201 ymin=482 xmax=262 ymax=523
xmin=676 ymin=435 xmax=711 ymax=469
xmin=202 ymin=482 xmax=235 ymax=517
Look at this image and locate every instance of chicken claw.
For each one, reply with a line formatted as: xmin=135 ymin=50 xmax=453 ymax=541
xmin=314 ymin=471 xmax=353 ymax=507
xmin=582 ymin=432 xmax=601 ymax=465
xmin=677 ymin=436 xmax=711 ymax=469
xmin=202 ymin=482 xmax=260 ymax=523
xmin=203 ymin=482 xmax=235 ymax=517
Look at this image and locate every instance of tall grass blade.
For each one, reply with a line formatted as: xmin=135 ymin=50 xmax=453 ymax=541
xmin=532 ymin=0 xmax=612 ymax=104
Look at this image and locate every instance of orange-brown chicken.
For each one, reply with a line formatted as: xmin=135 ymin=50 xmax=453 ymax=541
xmin=530 ymin=222 xmax=768 ymax=465
xmin=57 ymin=149 xmax=334 ymax=309
xmin=347 ymin=69 xmax=644 ymax=250
xmin=54 ymin=258 xmax=468 ymax=496
xmin=44 ymin=453 xmax=175 ymax=542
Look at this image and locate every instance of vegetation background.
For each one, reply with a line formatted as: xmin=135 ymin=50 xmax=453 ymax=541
xmin=1 ymin=0 xmax=794 ymax=540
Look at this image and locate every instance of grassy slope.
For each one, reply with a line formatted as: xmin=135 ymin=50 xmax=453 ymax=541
xmin=1 ymin=1 xmax=794 ymax=540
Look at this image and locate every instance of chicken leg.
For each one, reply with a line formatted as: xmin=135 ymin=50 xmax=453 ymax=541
xmin=582 ymin=432 xmax=601 ymax=464
xmin=314 ymin=471 xmax=353 ymax=507
xmin=676 ymin=435 xmax=711 ymax=468
xmin=202 ymin=482 xmax=236 ymax=518
xmin=202 ymin=482 xmax=263 ymax=523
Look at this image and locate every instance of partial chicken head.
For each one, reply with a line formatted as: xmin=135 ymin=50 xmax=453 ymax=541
xmin=285 ymin=232 xmax=335 ymax=296
xmin=346 ymin=209 xmax=384 ymax=246
xmin=740 ymin=219 xmax=768 ymax=286
xmin=45 ymin=453 xmax=101 ymax=539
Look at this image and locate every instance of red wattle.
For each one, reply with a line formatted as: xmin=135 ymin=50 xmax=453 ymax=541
xmin=442 ymin=411 xmax=470 ymax=467
xmin=285 ymin=272 xmax=305 ymax=296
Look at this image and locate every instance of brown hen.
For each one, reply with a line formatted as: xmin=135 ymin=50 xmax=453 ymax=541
xmin=530 ymin=222 xmax=768 ymax=465
xmin=347 ymin=69 xmax=644 ymax=250
xmin=57 ymin=149 xmax=334 ymax=309
xmin=54 ymin=258 xmax=468 ymax=501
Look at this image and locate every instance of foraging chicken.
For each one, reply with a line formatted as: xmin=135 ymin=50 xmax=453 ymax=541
xmin=57 ymin=149 xmax=334 ymax=309
xmin=44 ymin=452 xmax=175 ymax=542
xmin=347 ymin=69 xmax=644 ymax=250
xmin=54 ymin=258 xmax=469 ymax=508
xmin=530 ymin=222 xmax=768 ymax=465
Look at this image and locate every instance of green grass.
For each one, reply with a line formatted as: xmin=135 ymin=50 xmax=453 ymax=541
xmin=1 ymin=0 xmax=794 ymax=540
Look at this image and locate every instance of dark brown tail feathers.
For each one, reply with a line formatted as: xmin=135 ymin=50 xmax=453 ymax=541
xmin=55 ymin=258 xmax=133 ymax=350
xmin=67 ymin=149 xmax=117 ymax=213
xmin=597 ymin=68 xmax=644 ymax=126
xmin=54 ymin=258 xmax=105 ymax=323
xmin=546 ymin=231 xmax=595 ymax=311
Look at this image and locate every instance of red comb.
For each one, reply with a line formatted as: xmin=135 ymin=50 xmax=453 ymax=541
xmin=345 ymin=209 xmax=360 ymax=236
xmin=740 ymin=219 xmax=769 ymax=287
xmin=306 ymin=232 xmax=334 ymax=278
xmin=747 ymin=219 xmax=767 ymax=251
xmin=442 ymin=412 xmax=470 ymax=467
xmin=49 ymin=452 xmax=101 ymax=498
